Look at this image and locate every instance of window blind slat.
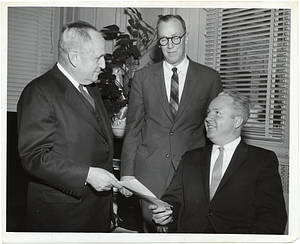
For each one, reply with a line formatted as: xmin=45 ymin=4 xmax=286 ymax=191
xmin=204 ymin=8 xmax=290 ymax=145
xmin=7 ymin=7 xmax=56 ymax=112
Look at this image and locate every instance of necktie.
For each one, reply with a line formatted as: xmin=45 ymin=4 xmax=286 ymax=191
xmin=169 ymin=67 xmax=179 ymax=119
xmin=210 ymin=146 xmax=224 ymax=200
xmin=78 ymin=84 xmax=95 ymax=110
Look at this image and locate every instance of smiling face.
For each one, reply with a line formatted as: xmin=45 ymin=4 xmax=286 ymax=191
xmin=205 ymin=95 xmax=242 ymax=146
xmin=157 ymin=18 xmax=187 ymax=66
xmin=75 ymin=30 xmax=106 ymax=85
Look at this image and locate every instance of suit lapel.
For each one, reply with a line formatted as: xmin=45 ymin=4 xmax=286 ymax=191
xmin=215 ymin=141 xmax=248 ymax=196
xmin=88 ymin=85 xmax=114 ymax=143
xmin=153 ymin=62 xmax=174 ymax=122
xmin=200 ymin=145 xmax=213 ymax=202
xmin=51 ymin=64 xmax=111 ymax=141
xmin=64 ymin=84 xmax=103 ymax=134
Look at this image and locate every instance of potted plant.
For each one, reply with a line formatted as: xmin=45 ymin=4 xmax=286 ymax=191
xmin=97 ymin=8 xmax=157 ymax=137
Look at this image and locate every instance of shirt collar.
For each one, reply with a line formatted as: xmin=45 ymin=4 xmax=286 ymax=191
xmin=57 ymin=62 xmax=80 ymax=90
xmin=163 ymin=55 xmax=189 ymax=75
xmin=213 ymin=137 xmax=241 ymax=153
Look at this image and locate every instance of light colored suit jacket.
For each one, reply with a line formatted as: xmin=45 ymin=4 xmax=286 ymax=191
xmin=17 ymin=64 xmax=114 ymax=231
xmin=161 ymin=141 xmax=287 ymax=233
xmin=121 ymin=59 xmax=223 ymax=198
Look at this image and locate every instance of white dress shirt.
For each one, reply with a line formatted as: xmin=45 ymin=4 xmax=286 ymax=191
xmin=209 ymin=137 xmax=241 ymax=186
xmin=163 ymin=56 xmax=189 ymax=103
xmin=57 ymin=62 xmax=89 ymax=94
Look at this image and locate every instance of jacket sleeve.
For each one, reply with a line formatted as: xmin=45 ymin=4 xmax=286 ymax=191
xmin=208 ymin=69 xmax=223 ymax=104
xmin=120 ymin=70 xmax=145 ymax=177
xmin=250 ymin=151 xmax=287 ymax=234
xmin=158 ymin=159 xmax=187 ymax=232
xmin=17 ymin=82 xmax=89 ymax=197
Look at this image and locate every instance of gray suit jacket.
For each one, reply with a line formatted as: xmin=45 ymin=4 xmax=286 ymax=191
xmin=121 ymin=59 xmax=223 ymax=198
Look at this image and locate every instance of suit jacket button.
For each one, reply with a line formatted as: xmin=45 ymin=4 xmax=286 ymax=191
xmin=97 ymin=118 xmax=100 ymax=122
xmin=207 ymin=212 xmax=213 ymax=216
xmin=170 ymin=132 xmax=173 ymax=136
xmin=166 ymin=154 xmax=170 ymax=158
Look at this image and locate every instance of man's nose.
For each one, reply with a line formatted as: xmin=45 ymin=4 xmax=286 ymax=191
xmin=206 ymin=114 xmax=213 ymax=121
xmin=167 ymin=39 xmax=175 ymax=48
xmin=99 ymin=57 xmax=106 ymax=69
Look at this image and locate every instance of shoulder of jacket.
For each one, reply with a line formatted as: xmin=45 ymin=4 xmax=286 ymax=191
xmin=24 ymin=66 xmax=61 ymax=94
xmin=246 ymin=144 xmax=275 ymax=155
xmin=189 ymin=60 xmax=219 ymax=74
xmin=136 ymin=61 xmax=163 ymax=73
xmin=184 ymin=145 xmax=211 ymax=156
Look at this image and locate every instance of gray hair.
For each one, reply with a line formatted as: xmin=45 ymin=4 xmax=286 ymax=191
xmin=218 ymin=90 xmax=251 ymax=126
xmin=58 ymin=21 xmax=98 ymax=58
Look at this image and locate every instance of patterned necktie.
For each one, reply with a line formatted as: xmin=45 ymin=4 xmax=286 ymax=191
xmin=78 ymin=84 xmax=95 ymax=110
xmin=210 ymin=146 xmax=225 ymax=200
xmin=169 ymin=67 xmax=179 ymax=119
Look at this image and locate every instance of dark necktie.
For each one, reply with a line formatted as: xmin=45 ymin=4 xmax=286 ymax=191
xmin=210 ymin=146 xmax=224 ymax=200
xmin=169 ymin=67 xmax=179 ymax=119
xmin=78 ymin=84 xmax=95 ymax=110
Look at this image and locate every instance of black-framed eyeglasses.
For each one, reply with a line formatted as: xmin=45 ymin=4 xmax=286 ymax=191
xmin=158 ymin=32 xmax=186 ymax=46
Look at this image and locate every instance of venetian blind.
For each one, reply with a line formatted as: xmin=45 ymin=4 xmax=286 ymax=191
xmin=205 ymin=8 xmax=290 ymax=145
xmin=7 ymin=7 xmax=56 ymax=112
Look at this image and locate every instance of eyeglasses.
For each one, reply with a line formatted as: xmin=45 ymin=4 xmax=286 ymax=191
xmin=158 ymin=32 xmax=186 ymax=46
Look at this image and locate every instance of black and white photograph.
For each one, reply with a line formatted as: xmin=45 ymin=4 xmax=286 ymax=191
xmin=1 ymin=1 xmax=299 ymax=243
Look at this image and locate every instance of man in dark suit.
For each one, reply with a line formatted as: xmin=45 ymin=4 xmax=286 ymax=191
xmin=17 ymin=21 xmax=124 ymax=232
xmin=149 ymin=91 xmax=287 ymax=234
xmin=120 ymin=14 xmax=223 ymax=232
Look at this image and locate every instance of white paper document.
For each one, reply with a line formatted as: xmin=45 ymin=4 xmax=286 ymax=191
xmin=120 ymin=179 xmax=172 ymax=208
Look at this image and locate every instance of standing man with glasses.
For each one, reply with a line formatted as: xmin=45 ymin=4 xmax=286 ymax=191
xmin=120 ymin=14 xmax=223 ymax=232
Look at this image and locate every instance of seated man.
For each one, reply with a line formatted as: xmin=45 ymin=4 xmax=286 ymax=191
xmin=149 ymin=91 xmax=287 ymax=234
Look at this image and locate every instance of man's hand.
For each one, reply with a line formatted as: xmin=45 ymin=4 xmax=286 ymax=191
xmin=86 ymin=167 xmax=122 ymax=191
xmin=149 ymin=204 xmax=173 ymax=225
xmin=119 ymin=176 xmax=135 ymax=197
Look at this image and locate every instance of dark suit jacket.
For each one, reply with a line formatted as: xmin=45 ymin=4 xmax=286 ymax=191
xmin=161 ymin=141 xmax=287 ymax=234
xmin=121 ymin=59 xmax=223 ymax=198
xmin=17 ymin=64 xmax=114 ymax=232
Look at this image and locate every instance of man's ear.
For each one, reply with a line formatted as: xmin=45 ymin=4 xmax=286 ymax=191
xmin=235 ymin=116 xmax=244 ymax=129
xmin=68 ymin=50 xmax=78 ymax=67
xmin=185 ymin=32 xmax=188 ymax=45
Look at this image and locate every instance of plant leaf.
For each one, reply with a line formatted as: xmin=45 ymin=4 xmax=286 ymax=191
xmin=116 ymin=34 xmax=130 ymax=40
xmin=116 ymin=38 xmax=136 ymax=45
xmin=100 ymin=25 xmax=121 ymax=40
xmin=128 ymin=18 xmax=139 ymax=29
xmin=131 ymin=46 xmax=141 ymax=58
xmin=101 ymin=24 xmax=120 ymax=32
xmin=113 ymin=48 xmax=131 ymax=61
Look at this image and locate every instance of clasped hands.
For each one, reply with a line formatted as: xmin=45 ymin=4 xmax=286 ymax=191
xmin=149 ymin=204 xmax=173 ymax=225
xmin=119 ymin=175 xmax=174 ymax=225
xmin=86 ymin=170 xmax=173 ymax=225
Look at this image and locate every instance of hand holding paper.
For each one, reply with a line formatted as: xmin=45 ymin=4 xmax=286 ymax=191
xmin=120 ymin=178 xmax=172 ymax=209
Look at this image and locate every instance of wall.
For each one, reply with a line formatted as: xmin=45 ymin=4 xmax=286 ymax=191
xmin=65 ymin=7 xmax=208 ymax=68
